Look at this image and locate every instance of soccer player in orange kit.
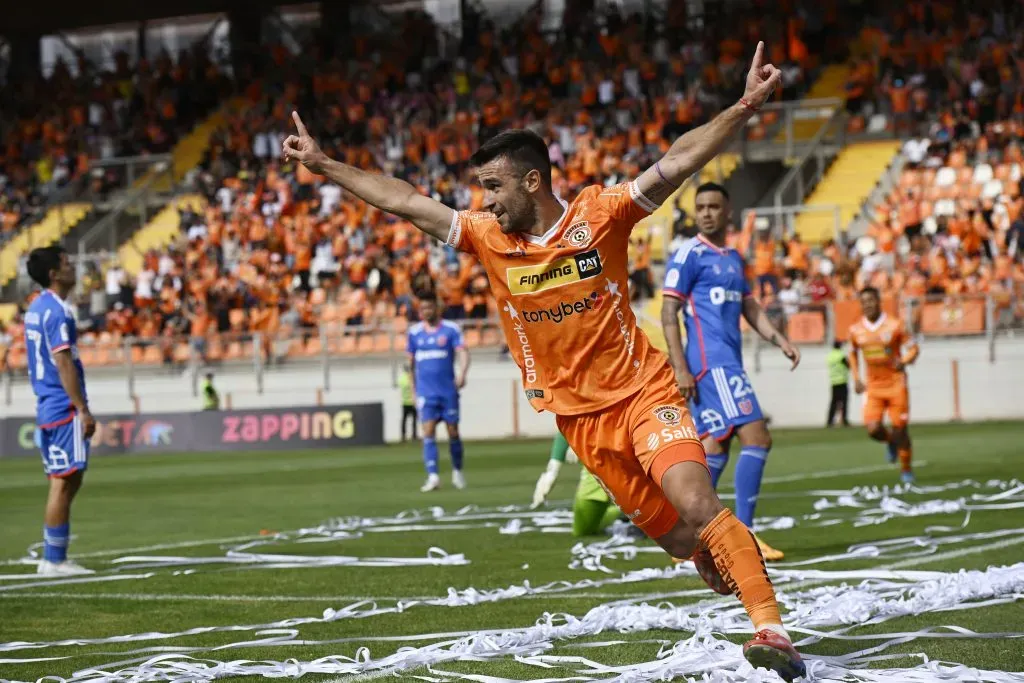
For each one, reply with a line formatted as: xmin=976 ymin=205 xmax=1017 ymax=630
xmin=849 ymin=286 xmax=920 ymax=483
xmin=284 ymin=42 xmax=804 ymax=680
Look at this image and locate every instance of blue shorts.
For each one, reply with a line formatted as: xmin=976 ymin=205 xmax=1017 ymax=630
xmin=417 ymin=394 xmax=460 ymax=425
xmin=692 ymin=366 xmax=763 ymax=441
xmin=37 ymin=416 xmax=90 ymax=478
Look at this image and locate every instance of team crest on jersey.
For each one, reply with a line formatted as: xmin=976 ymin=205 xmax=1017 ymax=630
xmin=436 ymin=334 xmax=447 ymax=345
xmin=653 ymin=405 xmax=682 ymax=426
xmin=738 ymin=399 xmax=753 ymax=415
xmin=564 ymin=221 xmax=592 ymax=249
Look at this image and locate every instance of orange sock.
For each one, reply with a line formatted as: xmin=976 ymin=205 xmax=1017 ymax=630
xmin=898 ymin=446 xmax=912 ymax=473
xmin=700 ymin=509 xmax=782 ymax=630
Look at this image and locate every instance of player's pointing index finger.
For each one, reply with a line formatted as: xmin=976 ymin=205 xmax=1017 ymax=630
xmin=750 ymin=41 xmax=764 ymax=70
xmin=292 ymin=111 xmax=308 ymax=137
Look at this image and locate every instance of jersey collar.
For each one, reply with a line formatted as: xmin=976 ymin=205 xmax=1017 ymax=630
xmin=697 ymin=234 xmax=729 ymax=254
xmin=520 ymin=198 xmax=570 ymax=246
xmin=44 ymin=288 xmax=67 ymax=305
xmin=862 ymin=313 xmax=887 ymax=331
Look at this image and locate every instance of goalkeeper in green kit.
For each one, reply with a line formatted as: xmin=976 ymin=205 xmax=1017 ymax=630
xmin=532 ymin=432 xmax=621 ymax=536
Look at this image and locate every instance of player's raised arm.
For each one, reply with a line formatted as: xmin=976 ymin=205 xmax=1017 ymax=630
xmin=741 ymin=296 xmax=800 ymax=370
xmin=633 ymin=41 xmax=782 ymax=207
xmin=283 ymin=112 xmax=455 ymax=242
xmin=848 ymin=338 xmax=864 ymax=394
xmin=896 ymin=326 xmax=920 ymax=370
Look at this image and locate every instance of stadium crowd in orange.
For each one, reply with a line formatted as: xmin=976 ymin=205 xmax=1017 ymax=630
xmin=3 ymin=0 xmax=1024 ymax=368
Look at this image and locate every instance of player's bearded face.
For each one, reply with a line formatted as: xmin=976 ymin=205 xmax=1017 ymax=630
xmin=477 ymin=161 xmax=538 ymax=234
xmin=694 ymin=191 xmax=729 ymax=236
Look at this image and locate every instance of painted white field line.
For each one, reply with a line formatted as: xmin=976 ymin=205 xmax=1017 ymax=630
xmin=887 ymin=533 xmax=1024 ymax=569
xmin=720 ymin=460 xmax=930 ymax=488
xmin=0 ymin=589 xmax=685 ymax=603
xmin=0 ymin=574 xmax=155 ymax=593
xmin=0 ymin=534 xmax=262 ymax=566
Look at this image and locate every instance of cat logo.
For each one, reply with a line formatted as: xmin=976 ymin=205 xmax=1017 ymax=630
xmin=506 ymin=249 xmax=603 ymax=295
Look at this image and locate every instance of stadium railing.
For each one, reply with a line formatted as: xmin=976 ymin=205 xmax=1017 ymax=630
xmin=71 ymin=160 xmax=176 ymax=291
xmin=740 ymin=204 xmax=845 ymax=247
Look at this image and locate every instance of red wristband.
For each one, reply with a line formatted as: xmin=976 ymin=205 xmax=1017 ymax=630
xmin=739 ymin=97 xmax=760 ymax=113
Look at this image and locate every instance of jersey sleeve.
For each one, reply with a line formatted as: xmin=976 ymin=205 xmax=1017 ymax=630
xmin=446 ymin=211 xmax=494 ymax=257
xmin=43 ymin=308 xmax=72 ymax=354
xmin=662 ymin=242 xmax=698 ymax=299
xmin=593 ymin=181 xmax=658 ymax=234
xmin=737 ymin=255 xmax=753 ymax=297
xmin=449 ymin=322 xmax=465 ymax=349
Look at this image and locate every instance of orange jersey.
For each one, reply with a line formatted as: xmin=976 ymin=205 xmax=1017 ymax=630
xmin=449 ymin=181 xmax=665 ymax=415
xmin=848 ymin=314 xmax=918 ymax=390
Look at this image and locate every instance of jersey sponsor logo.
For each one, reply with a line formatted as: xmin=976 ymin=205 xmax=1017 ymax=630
xmin=414 ymin=349 xmax=450 ymax=361
xmin=506 ymin=249 xmax=603 ymax=295
xmin=521 ymin=291 xmax=601 ymax=324
xmin=653 ymin=405 xmax=682 ymax=426
xmin=709 ymin=286 xmax=743 ymax=305
xmin=525 ymin=389 xmax=545 ymax=400
xmin=503 ymin=302 xmax=537 ymax=384
xmin=658 ymin=425 xmax=700 ymax=444
xmin=564 ymin=221 xmax=592 ymax=248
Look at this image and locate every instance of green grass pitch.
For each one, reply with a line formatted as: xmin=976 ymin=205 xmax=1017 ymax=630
xmin=1 ymin=421 xmax=1022 ymax=682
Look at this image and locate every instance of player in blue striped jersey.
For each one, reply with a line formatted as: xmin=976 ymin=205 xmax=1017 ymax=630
xmin=23 ymin=246 xmax=96 ymax=576
xmin=407 ymin=295 xmax=470 ymax=491
xmin=660 ymin=183 xmax=799 ymax=561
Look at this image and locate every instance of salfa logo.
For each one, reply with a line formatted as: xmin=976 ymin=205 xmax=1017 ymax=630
xmin=653 ymin=405 xmax=682 ymax=426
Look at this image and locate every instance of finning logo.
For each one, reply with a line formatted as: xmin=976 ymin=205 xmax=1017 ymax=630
xmin=506 ymin=249 xmax=603 ymax=295
xmin=564 ymin=221 xmax=592 ymax=248
xmin=653 ymin=405 xmax=682 ymax=426
xmin=503 ymin=302 xmax=537 ymax=384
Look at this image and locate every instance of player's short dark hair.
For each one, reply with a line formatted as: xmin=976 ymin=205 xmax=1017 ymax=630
xmin=470 ymin=129 xmax=552 ymax=188
xmin=859 ymin=286 xmax=881 ymax=300
xmin=695 ymin=182 xmax=730 ymax=201
xmin=26 ymin=245 xmax=66 ymax=288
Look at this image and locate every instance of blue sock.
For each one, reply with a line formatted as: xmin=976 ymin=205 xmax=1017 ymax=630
xmin=449 ymin=439 xmax=464 ymax=471
xmin=423 ymin=438 xmax=439 ymax=475
xmin=43 ymin=523 xmax=70 ymax=563
xmin=886 ymin=442 xmax=898 ymax=463
xmin=706 ymin=454 xmax=729 ymax=488
xmin=734 ymin=446 xmax=769 ymax=527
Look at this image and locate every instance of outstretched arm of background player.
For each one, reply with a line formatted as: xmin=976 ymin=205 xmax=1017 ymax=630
xmin=53 ymin=351 xmax=96 ymax=438
xmin=633 ymin=41 xmax=782 ymax=207
xmin=848 ymin=343 xmax=864 ymax=394
xmin=455 ymin=346 xmax=470 ymax=390
xmin=895 ymin=329 xmax=920 ymax=371
xmin=661 ymin=295 xmax=697 ymax=401
xmin=741 ymin=296 xmax=800 ymax=370
xmin=283 ymin=112 xmax=455 ymax=242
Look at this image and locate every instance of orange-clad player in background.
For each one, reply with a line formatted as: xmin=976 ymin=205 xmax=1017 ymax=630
xmin=284 ymin=42 xmax=804 ymax=681
xmin=848 ymin=286 xmax=920 ymax=483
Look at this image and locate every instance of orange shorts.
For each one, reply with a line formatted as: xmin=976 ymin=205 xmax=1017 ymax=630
xmin=863 ymin=383 xmax=910 ymax=428
xmin=556 ymin=363 xmax=708 ymax=540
